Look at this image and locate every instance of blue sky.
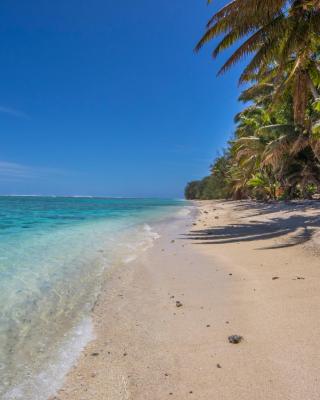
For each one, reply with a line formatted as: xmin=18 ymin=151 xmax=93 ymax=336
xmin=0 ymin=0 xmax=245 ymax=197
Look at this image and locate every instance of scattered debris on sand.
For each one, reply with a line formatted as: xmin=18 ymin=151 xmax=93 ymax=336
xmin=228 ymin=335 xmax=243 ymax=344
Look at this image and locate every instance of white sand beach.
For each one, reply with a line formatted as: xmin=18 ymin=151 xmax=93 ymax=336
xmin=53 ymin=200 xmax=320 ymax=400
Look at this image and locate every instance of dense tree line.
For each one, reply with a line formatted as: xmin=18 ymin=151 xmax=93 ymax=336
xmin=186 ymin=0 xmax=320 ymax=200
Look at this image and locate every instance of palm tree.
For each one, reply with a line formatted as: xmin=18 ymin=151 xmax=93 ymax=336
xmin=186 ymin=2 xmax=320 ymax=200
xmin=196 ymin=0 xmax=320 ymax=127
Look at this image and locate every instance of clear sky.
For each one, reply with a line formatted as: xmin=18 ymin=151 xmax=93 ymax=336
xmin=0 ymin=0 xmax=245 ymax=197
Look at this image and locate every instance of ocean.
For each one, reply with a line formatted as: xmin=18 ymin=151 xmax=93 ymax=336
xmin=0 ymin=196 xmax=187 ymax=399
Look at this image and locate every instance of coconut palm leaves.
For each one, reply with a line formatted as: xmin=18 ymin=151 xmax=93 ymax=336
xmin=184 ymin=1 xmax=320 ymax=200
xmin=196 ymin=0 xmax=320 ymax=127
xmin=187 ymin=91 xmax=320 ymax=200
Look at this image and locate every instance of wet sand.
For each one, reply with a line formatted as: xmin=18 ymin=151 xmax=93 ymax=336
xmin=53 ymin=200 xmax=320 ymax=399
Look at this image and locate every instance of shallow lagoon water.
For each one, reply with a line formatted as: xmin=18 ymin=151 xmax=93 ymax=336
xmin=0 ymin=197 xmax=186 ymax=399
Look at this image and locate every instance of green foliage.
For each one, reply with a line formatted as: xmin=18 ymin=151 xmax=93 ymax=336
xmin=184 ymin=1 xmax=320 ymax=201
xmin=247 ymin=173 xmax=278 ymax=200
xmin=313 ymin=100 xmax=320 ymax=113
xmin=185 ymin=175 xmax=227 ymax=200
xmin=184 ymin=180 xmax=202 ymax=200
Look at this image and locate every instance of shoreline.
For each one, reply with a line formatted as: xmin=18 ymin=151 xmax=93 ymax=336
xmin=2 ymin=201 xmax=190 ymax=400
xmin=54 ymin=200 xmax=320 ymax=399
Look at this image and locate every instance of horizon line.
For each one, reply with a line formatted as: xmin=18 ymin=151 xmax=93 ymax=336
xmin=0 ymin=194 xmax=186 ymax=200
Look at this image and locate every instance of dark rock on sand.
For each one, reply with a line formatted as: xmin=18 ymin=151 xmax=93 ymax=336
xmin=176 ymin=301 xmax=183 ymax=308
xmin=228 ymin=335 xmax=243 ymax=344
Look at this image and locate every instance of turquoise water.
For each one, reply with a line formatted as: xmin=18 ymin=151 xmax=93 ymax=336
xmin=0 ymin=197 xmax=186 ymax=399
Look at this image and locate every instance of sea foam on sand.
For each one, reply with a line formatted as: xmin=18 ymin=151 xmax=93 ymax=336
xmin=3 ymin=318 xmax=94 ymax=400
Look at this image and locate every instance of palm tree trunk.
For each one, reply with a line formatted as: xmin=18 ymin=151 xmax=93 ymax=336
xmin=293 ymin=69 xmax=309 ymax=128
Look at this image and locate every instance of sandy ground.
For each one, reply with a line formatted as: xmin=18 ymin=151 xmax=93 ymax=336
xmin=53 ymin=200 xmax=320 ymax=400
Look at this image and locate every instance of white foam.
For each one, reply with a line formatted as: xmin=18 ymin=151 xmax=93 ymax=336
xmin=143 ymin=224 xmax=160 ymax=239
xmin=3 ymin=317 xmax=94 ymax=400
xmin=1 ymin=208 xmax=175 ymax=399
xmin=121 ymin=224 xmax=161 ymax=264
xmin=176 ymin=207 xmax=192 ymax=217
xmin=123 ymin=254 xmax=138 ymax=264
xmin=143 ymin=223 xmax=152 ymax=232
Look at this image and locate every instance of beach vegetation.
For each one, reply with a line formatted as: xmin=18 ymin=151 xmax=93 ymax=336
xmin=186 ymin=0 xmax=320 ymax=200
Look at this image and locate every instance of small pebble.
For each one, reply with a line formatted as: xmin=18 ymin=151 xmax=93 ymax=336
xmin=228 ymin=335 xmax=243 ymax=344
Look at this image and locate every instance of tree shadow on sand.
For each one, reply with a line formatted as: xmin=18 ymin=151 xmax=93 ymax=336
xmin=182 ymin=214 xmax=320 ymax=250
xmin=230 ymin=200 xmax=320 ymax=218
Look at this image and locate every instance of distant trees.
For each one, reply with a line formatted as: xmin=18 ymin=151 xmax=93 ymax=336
xmin=185 ymin=153 xmax=232 ymax=200
xmin=186 ymin=0 xmax=320 ymax=201
xmin=185 ymin=180 xmax=202 ymax=199
xmin=185 ymin=175 xmax=227 ymax=200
